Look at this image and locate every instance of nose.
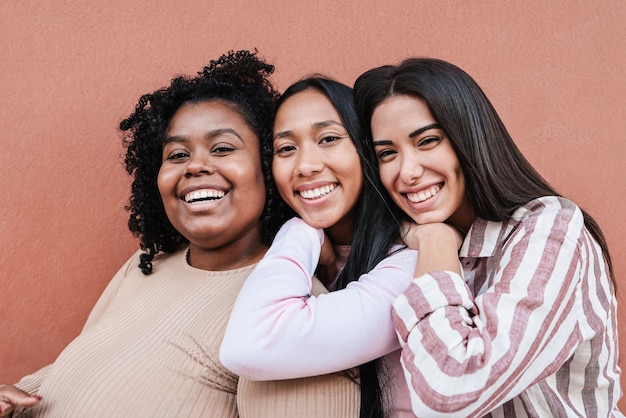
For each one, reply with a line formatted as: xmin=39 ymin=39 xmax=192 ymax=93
xmin=398 ymin=150 xmax=424 ymax=185
xmin=295 ymin=146 xmax=323 ymax=177
xmin=184 ymin=152 xmax=215 ymax=177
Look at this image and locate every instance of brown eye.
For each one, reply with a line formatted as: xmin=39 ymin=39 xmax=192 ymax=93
xmin=166 ymin=150 xmax=189 ymax=161
xmin=274 ymin=144 xmax=297 ymax=156
xmin=319 ymin=135 xmax=340 ymax=145
xmin=212 ymin=145 xmax=235 ymax=155
xmin=418 ymin=136 xmax=441 ymax=148
xmin=376 ymin=148 xmax=396 ymax=161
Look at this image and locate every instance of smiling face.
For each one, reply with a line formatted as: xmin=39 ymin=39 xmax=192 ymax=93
xmin=370 ymin=94 xmax=473 ymax=231
xmin=272 ymin=89 xmax=363 ymax=244
xmin=157 ymin=100 xmax=266 ymax=263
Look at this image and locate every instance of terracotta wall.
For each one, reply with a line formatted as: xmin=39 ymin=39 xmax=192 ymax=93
xmin=2 ymin=0 xmax=625 ymax=409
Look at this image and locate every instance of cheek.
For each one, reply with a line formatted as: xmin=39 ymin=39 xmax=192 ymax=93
xmin=347 ymin=152 xmax=363 ymax=176
xmin=248 ymin=178 xmax=268 ymax=217
xmin=453 ymin=164 xmax=466 ymax=197
xmin=239 ymin=164 xmax=266 ymax=200
xmin=350 ymin=168 xmax=364 ymax=199
xmin=156 ymin=166 xmax=171 ymax=197
xmin=271 ymin=160 xmax=292 ymax=197
xmin=156 ymin=167 xmax=178 ymax=221
xmin=378 ymin=165 xmax=396 ymax=193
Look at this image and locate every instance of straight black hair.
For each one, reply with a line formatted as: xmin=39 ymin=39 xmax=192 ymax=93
xmin=272 ymin=76 xmax=403 ymax=418
xmin=354 ymin=57 xmax=614 ymax=284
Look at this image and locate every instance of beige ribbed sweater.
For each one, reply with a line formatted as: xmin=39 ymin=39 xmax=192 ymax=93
xmin=14 ymin=248 xmax=359 ymax=417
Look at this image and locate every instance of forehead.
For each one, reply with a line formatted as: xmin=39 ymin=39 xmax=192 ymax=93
xmin=166 ymin=100 xmax=258 ymax=141
xmin=274 ymin=89 xmax=340 ymax=127
xmin=371 ymin=95 xmax=435 ymax=135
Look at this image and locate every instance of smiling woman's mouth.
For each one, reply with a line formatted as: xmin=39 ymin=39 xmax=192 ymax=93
xmin=406 ymin=184 xmax=441 ymax=203
xmin=297 ymin=184 xmax=336 ymax=200
xmin=184 ymin=189 xmax=226 ymax=203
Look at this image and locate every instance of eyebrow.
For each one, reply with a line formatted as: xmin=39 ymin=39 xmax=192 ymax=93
xmin=409 ymin=123 xmax=441 ymax=138
xmin=313 ymin=120 xmax=343 ymax=129
xmin=372 ymin=123 xmax=442 ymax=146
xmin=164 ymin=128 xmax=244 ymax=145
xmin=273 ymin=120 xmax=344 ymax=141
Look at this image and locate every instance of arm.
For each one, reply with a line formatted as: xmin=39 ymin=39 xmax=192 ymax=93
xmin=393 ymin=200 xmax=594 ymax=417
xmin=12 ymin=364 xmax=53 ymax=396
xmin=220 ymin=217 xmax=417 ymax=380
xmin=81 ymin=252 xmax=138 ymax=331
xmin=9 ymin=253 xmax=137 ymax=399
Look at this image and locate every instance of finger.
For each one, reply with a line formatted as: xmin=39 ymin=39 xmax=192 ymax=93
xmin=0 ymin=401 xmax=10 ymax=417
xmin=0 ymin=387 xmax=41 ymax=408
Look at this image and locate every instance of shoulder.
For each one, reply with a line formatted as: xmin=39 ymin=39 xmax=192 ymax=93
xmin=504 ymin=196 xmax=588 ymax=251
xmin=120 ymin=247 xmax=188 ymax=277
xmin=512 ymin=196 xmax=583 ymax=226
xmin=151 ymin=247 xmax=187 ymax=264
xmin=388 ymin=245 xmax=418 ymax=259
xmin=466 ymin=197 xmax=589 ymax=259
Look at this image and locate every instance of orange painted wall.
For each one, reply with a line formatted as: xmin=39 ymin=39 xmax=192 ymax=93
xmin=2 ymin=0 xmax=625 ymax=409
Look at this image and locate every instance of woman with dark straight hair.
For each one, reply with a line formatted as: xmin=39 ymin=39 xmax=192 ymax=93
xmin=353 ymin=57 xmax=622 ymax=417
xmin=221 ymin=77 xmax=417 ymax=418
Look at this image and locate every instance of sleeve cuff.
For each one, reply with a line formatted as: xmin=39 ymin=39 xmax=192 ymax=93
xmin=393 ymin=270 xmax=472 ymax=342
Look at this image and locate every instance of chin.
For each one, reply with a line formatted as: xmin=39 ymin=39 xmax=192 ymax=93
xmin=300 ymin=216 xmax=333 ymax=230
xmin=410 ymin=213 xmax=446 ymax=225
xmin=307 ymin=221 xmax=332 ymax=230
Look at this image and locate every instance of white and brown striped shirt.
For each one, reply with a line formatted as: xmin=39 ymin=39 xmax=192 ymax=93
xmin=393 ymin=196 xmax=622 ymax=417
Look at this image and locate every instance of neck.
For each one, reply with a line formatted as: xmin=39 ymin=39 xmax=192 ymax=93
xmin=325 ymin=212 xmax=355 ymax=246
xmin=187 ymin=235 xmax=268 ymax=271
xmin=449 ymin=199 xmax=475 ymax=234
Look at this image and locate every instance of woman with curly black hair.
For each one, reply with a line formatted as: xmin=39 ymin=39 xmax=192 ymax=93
xmin=0 ymin=50 xmax=360 ymax=418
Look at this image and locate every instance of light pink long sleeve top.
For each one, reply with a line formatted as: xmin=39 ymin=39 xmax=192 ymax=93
xmin=220 ymin=217 xmax=418 ymax=416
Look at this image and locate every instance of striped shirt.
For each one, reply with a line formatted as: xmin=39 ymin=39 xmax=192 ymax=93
xmin=392 ymin=196 xmax=622 ymax=417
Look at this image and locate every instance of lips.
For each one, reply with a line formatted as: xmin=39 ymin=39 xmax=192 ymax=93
xmin=297 ymin=183 xmax=336 ymax=200
xmin=406 ymin=184 xmax=441 ymax=203
xmin=183 ymin=189 xmax=226 ymax=203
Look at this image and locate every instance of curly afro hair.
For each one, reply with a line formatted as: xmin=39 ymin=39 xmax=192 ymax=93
xmin=120 ymin=50 xmax=282 ymax=274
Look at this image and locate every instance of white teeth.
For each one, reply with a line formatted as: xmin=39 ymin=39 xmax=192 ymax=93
xmin=184 ymin=189 xmax=225 ymax=203
xmin=407 ymin=185 xmax=440 ymax=203
xmin=299 ymin=184 xmax=335 ymax=200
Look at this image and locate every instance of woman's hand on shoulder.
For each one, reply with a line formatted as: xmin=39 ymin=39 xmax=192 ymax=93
xmin=0 ymin=385 xmax=41 ymax=417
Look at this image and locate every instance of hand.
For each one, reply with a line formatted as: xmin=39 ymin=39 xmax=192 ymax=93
xmin=0 ymin=385 xmax=41 ymax=417
xmin=401 ymin=222 xmax=465 ymax=277
xmin=401 ymin=221 xmax=464 ymax=251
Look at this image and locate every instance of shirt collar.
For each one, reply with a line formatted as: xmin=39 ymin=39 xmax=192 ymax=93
xmin=459 ymin=216 xmax=508 ymax=258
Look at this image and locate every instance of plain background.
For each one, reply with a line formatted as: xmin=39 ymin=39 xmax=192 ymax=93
xmin=1 ymin=0 xmax=624 ymax=411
